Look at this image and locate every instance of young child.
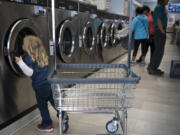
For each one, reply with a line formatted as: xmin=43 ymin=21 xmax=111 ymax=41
xmin=15 ymin=35 xmax=56 ymax=133
xmin=131 ymin=7 xmax=149 ymax=65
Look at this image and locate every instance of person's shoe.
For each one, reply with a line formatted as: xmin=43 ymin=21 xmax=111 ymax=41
xmin=157 ymin=69 xmax=164 ymax=74
xmin=36 ymin=124 xmax=53 ymax=133
xmin=147 ymin=68 xmax=164 ymax=76
xmin=130 ymin=61 xmax=135 ymax=65
xmin=140 ymin=61 xmax=145 ymax=66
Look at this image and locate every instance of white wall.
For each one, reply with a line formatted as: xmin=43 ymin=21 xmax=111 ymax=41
xmin=142 ymin=2 xmax=157 ymax=11
xmin=108 ymin=0 xmax=125 ymax=14
xmin=108 ymin=0 xmax=142 ymax=16
xmin=169 ymin=13 xmax=180 ymax=21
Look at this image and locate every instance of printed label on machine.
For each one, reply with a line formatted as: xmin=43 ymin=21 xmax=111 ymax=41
xmin=79 ymin=36 xmax=82 ymax=48
xmin=49 ymin=40 xmax=54 ymax=56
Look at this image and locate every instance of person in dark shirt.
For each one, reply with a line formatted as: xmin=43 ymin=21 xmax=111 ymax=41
xmin=15 ymin=36 xmax=58 ymax=133
xmin=147 ymin=0 xmax=169 ymax=75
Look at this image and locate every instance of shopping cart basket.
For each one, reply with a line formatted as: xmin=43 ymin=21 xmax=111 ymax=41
xmin=48 ymin=63 xmax=140 ymax=135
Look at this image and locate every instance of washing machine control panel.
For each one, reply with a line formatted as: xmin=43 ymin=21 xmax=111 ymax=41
xmin=33 ymin=6 xmax=46 ymax=16
xmin=90 ymin=14 xmax=97 ymax=19
xmin=70 ymin=11 xmax=78 ymax=17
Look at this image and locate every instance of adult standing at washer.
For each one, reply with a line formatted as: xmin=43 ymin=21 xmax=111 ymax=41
xmin=147 ymin=0 xmax=169 ymax=75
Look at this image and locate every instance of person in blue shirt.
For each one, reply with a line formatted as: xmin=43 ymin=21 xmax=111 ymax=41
xmin=147 ymin=0 xmax=169 ymax=75
xmin=131 ymin=7 xmax=149 ymax=65
xmin=15 ymin=36 xmax=68 ymax=133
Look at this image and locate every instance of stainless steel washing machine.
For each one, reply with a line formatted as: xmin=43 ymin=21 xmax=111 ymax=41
xmin=0 ymin=1 xmax=49 ymax=129
xmin=115 ymin=15 xmax=123 ymax=31
xmin=112 ymin=14 xmax=124 ymax=47
xmin=88 ymin=5 xmax=104 ymax=63
xmin=120 ymin=15 xmax=130 ymax=50
xmin=97 ymin=11 xmax=127 ymax=63
xmin=106 ymin=13 xmax=117 ymax=47
xmin=97 ymin=11 xmax=109 ymax=50
xmin=78 ymin=2 xmax=98 ymax=64
xmin=52 ymin=0 xmax=89 ymax=79
xmin=54 ymin=1 xmax=79 ymax=64
xmin=101 ymin=12 xmax=120 ymax=48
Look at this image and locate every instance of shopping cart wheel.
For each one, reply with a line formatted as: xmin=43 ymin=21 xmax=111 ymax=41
xmin=106 ymin=120 xmax=119 ymax=134
xmin=63 ymin=112 xmax=69 ymax=122
xmin=63 ymin=122 xmax=69 ymax=133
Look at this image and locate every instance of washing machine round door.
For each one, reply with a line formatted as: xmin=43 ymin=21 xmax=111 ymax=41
xmin=109 ymin=22 xmax=117 ymax=46
xmin=82 ymin=21 xmax=96 ymax=55
xmin=100 ymin=22 xmax=108 ymax=48
xmin=58 ymin=20 xmax=76 ymax=63
xmin=5 ymin=19 xmax=40 ymax=76
xmin=117 ymin=22 xmax=123 ymax=31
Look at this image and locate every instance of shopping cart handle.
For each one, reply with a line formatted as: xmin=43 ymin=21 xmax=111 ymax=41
xmin=57 ymin=63 xmax=128 ymax=69
xmin=48 ymin=77 xmax=140 ymax=84
xmin=49 ymin=64 xmax=141 ymax=84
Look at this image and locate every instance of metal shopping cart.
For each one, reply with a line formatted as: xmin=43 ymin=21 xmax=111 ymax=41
xmin=48 ymin=64 xmax=140 ymax=135
xmin=48 ymin=0 xmax=138 ymax=134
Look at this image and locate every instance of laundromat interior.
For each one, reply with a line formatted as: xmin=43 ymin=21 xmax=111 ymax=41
xmin=0 ymin=0 xmax=180 ymax=135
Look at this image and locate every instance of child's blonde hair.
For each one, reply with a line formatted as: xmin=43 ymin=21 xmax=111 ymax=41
xmin=23 ymin=35 xmax=49 ymax=67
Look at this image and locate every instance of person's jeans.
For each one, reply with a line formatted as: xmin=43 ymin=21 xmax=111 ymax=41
xmin=148 ymin=29 xmax=166 ymax=70
xmin=34 ymin=83 xmax=55 ymax=127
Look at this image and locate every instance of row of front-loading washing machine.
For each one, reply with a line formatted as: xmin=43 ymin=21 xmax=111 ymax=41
xmin=0 ymin=0 xmax=129 ymax=130
xmin=53 ymin=0 xmax=129 ymax=66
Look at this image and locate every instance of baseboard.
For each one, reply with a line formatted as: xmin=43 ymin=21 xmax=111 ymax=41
xmin=0 ymin=108 xmax=39 ymax=135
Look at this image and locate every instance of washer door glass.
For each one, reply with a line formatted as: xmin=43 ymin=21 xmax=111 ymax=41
xmin=82 ymin=21 xmax=95 ymax=55
xmin=100 ymin=22 xmax=108 ymax=48
xmin=58 ymin=20 xmax=76 ymax=63
xmin=109 ymin=22 xmax=116 ymax=46
xmin=5 ymin=19 xmax=40 ymax=76
xmin=117 ymin=22 xmax=123 ymax=31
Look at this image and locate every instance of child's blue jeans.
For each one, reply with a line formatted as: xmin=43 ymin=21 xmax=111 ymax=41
xmin=34 ymin=83 xmax=55 ymax=127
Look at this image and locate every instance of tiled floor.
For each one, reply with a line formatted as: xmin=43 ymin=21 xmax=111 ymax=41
xmin=14 ymin=39 xmax=180 ymax=135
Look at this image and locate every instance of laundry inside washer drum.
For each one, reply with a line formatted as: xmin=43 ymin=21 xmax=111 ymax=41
xmin=63 ymin=28 xmax=73 ymax=55
xmin=85 ymin=27 xmax=93 ymax=50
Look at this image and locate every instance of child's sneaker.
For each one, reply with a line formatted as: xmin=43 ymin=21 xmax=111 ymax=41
xmin=140 ymin=61 xmax=145 ymax=66
xmin=36 ymin=124 xmax=53 ymax=133
xmin=130 ymin=61 xmax=135 ymax=65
